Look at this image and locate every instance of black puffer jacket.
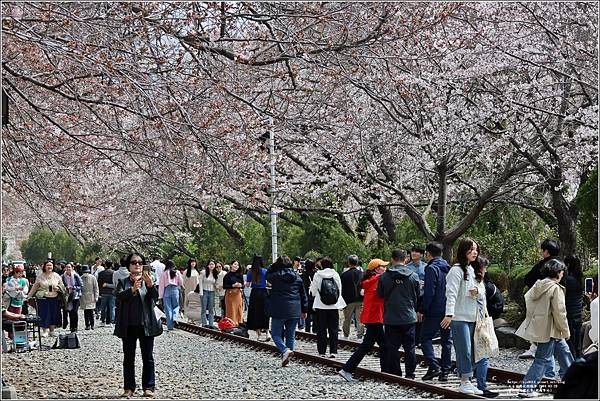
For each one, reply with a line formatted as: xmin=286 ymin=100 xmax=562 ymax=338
xmin=113 ymin=277 xmax=163 ymax=338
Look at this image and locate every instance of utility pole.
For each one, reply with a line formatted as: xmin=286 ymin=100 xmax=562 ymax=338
xmin=268 ymin=117 xmax=278 ymax=262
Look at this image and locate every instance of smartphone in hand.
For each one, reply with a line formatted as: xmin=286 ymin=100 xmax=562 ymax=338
xmin=585 ymin=277 xmax=594 ymax=294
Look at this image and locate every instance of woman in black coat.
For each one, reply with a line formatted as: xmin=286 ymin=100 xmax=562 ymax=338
xmin=114 ymin=253 xmax=163 ymax=398
xmin=564 ymin=255 xmax=584 ymax=359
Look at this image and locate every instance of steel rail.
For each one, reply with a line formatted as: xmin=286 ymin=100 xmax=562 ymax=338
xmin=295 ymin=331 xmax=556 ymax=387
xmin=171 ymin=320 xmax=485 ymax=399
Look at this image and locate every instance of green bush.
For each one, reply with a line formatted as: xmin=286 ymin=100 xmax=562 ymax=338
xmin=507 ymin=265 xmax=531 ymax=309
xmin=487 ymin=265 xmax=509 ymax=292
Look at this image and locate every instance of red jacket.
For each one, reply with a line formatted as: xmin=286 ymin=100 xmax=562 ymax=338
xmin=360 ymin=273 xmax=384 ymax=324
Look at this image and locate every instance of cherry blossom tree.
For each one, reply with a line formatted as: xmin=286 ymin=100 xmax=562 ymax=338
xmin=2 ymin=2 xmax=597 ymax=260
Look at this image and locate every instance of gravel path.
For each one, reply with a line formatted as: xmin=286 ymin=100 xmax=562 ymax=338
xmin=2 ymin=323 xmax=440 ymax=399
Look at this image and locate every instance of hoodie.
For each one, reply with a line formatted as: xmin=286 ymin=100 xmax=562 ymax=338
xmin=266 ymin=267 xmax=307 ymax=319
xmin=420 ymin=256 xmax=451 ymax=318
xmin=376 ymin=264 xmax=420 ymax=325
xmin=515 ymin=278 xmax=570 ymax=343
xmin=310 ymin=268 xmax=347 ymax=310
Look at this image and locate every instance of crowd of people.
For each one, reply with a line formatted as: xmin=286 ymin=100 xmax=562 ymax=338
xmin=1 ymin=236 xmax=598 ymax=399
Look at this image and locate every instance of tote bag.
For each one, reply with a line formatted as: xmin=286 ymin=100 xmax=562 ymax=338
xmin=474 ymin=301 xmax=499 ymax=362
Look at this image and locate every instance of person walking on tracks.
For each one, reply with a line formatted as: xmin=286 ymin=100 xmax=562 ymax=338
xmin=114 ymin=253 xmax=163 ymax=398
xmin=441 ymin=238 xmax=486 ymax=395
xmin=310 ymin=257 xmax=346 ymax=358
xmin=266 ymin=255 xmax=308 ymax=366
xmin=516 ymin=259 xmax=574 ymax=398
xmin=338 ymin=258 xmax=388 ymax=382
xmin=377 ymin=249 xmax=419 ymax=378
xmin=418 ymin=242 xmax=452 ymax=382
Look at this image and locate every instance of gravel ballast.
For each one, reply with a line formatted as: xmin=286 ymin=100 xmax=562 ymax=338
xmin=2 ymin=323 xmax=440 ymax=399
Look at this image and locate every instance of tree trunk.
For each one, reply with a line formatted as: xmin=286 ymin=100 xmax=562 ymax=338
xmin=551 ymin=190 xmax=578 ymax=257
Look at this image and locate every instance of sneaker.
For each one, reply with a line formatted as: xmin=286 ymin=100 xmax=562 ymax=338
xmin=97 ymin=322 xmax=105 ymax=328
xmin=143 ymin=389 xmax=154 ymax=398
xmin=121 ymin=389 xmax=134 ymax=398
xmin=319 ymin=354 xmax=327 ymax=357
xmin=458 ymin=383 xmax=475 ymax=395
xmin=518 ymin=391 xmax=540 ymax=398
xmin=459 ymin=382 xmax=483 ymax=395
xmin=48 ymin=331 xmax=57 ymax=338
xmin=282 ymin=349 xmax=294 ymax=367
xmin=329 ymin=353 xmax=336 ymax=358
xmin=338 ymin=369 xmax=355 ymax=382
xmin=518 ymin=349 xmax=536 ymax=359
xmin=438 ymin=371 xmax=449 ymax=381
xmin=482 ymin=389 xmax=500 ymax=398
xmin=85 ymin=326 xmax=90 ymax=330
xmin=422 ymin=368 xmax=441 ymax=381
xmin=468 ymin=383 xmax=483 ymax=395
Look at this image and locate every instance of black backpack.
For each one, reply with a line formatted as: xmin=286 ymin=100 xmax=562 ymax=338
xmin=319 ymin=277 xmax=339 ymax=305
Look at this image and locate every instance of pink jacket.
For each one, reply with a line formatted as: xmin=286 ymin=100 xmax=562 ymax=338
xmin=158 ymin=270 xmax=184 ymax=299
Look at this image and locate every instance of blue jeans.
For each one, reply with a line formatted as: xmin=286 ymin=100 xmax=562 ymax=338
xmin=522 ymin=338 xmax=574 ymax=393
xmin=163 ymin=285 xmax=180 ymax=330
xmin=450 ymin=320 xmax=489 ymax=388
xmin=100 ymin=295 xmax=116 ymax=324
xmin=201 ymin=290 xmax=215 ymax=327
xmin=421 ymin=316 xmax=452 ymax=372
xmin=271 ymin=318 xmax=299 ymax=354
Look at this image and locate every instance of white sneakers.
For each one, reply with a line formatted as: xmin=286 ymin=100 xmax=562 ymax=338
xmin=458 ymin=382 xmax=483 ymax=395
xmin=519 ymin=344 xmax=537 ymax=359
xmin=338 ymin=369 xmax=355 ymax=382
xmin=329 ymin=353 xmax=336 ymax=358
xmin=282 ymin=349 xmax=294 ymax=367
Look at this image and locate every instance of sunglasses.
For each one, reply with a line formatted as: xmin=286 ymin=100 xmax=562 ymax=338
xmin=130 ymin=261 xmax=143 ymax=266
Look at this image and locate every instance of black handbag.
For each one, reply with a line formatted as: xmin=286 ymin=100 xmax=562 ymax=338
xmin=53 ymin=332 xmax=81 ymax=349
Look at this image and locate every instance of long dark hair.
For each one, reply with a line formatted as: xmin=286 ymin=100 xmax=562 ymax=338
xmin=250 ymin=254 xmax=264 ymax=284
xmin=186 ymin=258 xmax=197 ymax=278
xmin=455 ymin=238 xmax=479 ymax=280
xmin=565 ymin=255 xmax=583 ymax=292
xmin=473 ymin=256 xmax=489 ymax=283
xmin=165 ymin=260 xmax=176 ymax=279
xmin=205 ymin=260 xmax=218 ymax=280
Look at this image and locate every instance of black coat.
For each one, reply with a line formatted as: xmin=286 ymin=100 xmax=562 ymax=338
xmin=113 ymin=277 xmax=163 ymax=338
xmin=524 ymin=256 xmax=561 ymax=289
xmin=340 ymin=268 xmax=363 ymax=304
xmin=223 ymin=271 xmax=244 ymax=289
xmin=564 ymin=274 xmax=583 ymax=322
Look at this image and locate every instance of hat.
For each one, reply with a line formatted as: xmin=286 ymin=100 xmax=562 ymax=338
xmin=367 ymin=259 xmax=389 ymax=271
xmin=81 ymin=265 xmax=91 ymax=274
xmin=14 ymin=265 xmax=25 ymax=273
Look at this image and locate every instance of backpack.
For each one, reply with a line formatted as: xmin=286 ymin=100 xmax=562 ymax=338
xmin=484 ymin=281 xmax=504 ymax=320
xmin=319 ymin=277 xmax=339 ymax=305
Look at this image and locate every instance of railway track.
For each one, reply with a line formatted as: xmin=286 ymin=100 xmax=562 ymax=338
xmin=170 ymin=320 xmax=556 ymax=399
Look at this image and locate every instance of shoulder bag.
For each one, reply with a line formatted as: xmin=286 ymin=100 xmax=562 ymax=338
xmin=474 ymin=301 xmax=499 ymax=362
